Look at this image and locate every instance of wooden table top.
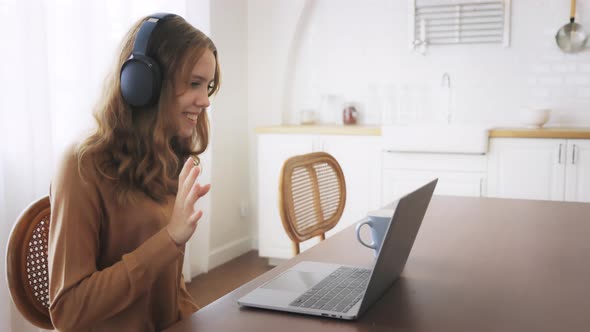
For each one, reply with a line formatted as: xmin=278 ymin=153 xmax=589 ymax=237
xmin=166 ymin=196 xmax=590 ymax=332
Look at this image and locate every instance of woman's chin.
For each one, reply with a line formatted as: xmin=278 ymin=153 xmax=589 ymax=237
xmin=173 ymin=122 xmax=196 ymax=139
xmin=176 ymin=129 xmax=194 ymax=139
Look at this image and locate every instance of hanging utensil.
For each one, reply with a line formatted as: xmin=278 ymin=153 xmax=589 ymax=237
xmin=555 ymin=0 xmax=588 ymax=53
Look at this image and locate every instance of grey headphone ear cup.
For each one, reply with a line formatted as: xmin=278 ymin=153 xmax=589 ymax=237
xmin=119 ymin=13 xmax=173 ymax=108
xmin=120 ymin=54 xmax=162 ymax=107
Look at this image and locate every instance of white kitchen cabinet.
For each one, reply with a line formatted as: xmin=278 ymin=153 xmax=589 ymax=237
xmin=487 ymin=138 xmax=590 ymax=203
xmin=257 ymin=133 xmax=381 ymax=261
xmin=565 ymin=139 xmax=590 ymax=202
xmin=381 ymin=151 xmax=487 ymax=206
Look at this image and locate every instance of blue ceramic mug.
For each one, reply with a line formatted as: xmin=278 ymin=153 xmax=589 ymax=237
xmin=355 ymin=209 xmax=394 ymax=256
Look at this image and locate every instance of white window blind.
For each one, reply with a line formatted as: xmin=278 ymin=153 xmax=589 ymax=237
xmin=410 ymin=0 xmax=511 ymax=50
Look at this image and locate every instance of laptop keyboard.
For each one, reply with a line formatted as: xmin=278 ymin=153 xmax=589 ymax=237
xmin=289 ymin=266 xmax=371 ymax=313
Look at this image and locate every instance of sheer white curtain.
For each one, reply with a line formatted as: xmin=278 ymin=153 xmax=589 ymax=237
xmin=0 ymin=1 xmax=211 ymax=331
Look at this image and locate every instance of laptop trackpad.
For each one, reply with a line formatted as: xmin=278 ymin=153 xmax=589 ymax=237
xmin=262 ymin=270 xmax=326 ymax=293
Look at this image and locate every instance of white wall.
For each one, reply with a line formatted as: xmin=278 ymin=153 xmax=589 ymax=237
xmin=208 ymin=0 xmax=253 ymax=268
xmin=248 ymin=0 xmax=590 ymax=128
xmin=246 ymin=0 xmax=310 ymax=249
xmin=298 ymin=0 xmax=590 ymax=125
xmin=241 ymin=0 xmax=590 ymax=261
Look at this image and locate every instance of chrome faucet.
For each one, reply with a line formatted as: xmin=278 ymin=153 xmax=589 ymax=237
xmin=441 ymin=72 xmax=451 ymax=88
xmin=441 ymin=72 xmax=452 ymax=124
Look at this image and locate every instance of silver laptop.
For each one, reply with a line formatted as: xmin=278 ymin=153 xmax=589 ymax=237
xmin=238 ymin=179 xmax=437 ymax=320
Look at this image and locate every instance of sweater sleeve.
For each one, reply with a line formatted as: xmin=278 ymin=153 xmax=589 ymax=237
xmin=177 ymin=274 xmax=199 ymax=320
xmin=48 ymin=147 xmax=183 ymax=331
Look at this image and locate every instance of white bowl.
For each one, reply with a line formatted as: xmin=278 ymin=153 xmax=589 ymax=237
xmin=520 ymin=108 xmax=551 ymax=128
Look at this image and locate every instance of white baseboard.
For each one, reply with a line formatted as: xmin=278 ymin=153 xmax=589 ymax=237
xmin=208 ymin=236 xmax=255 ymax=270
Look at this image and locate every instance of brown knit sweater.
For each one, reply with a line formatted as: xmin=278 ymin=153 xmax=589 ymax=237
xmin=48 ymin=145 xmax=199 ymax=331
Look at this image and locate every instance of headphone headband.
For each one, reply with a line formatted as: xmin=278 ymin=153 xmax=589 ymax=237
xmin=132 ymin=13 xmax=175 ymax=56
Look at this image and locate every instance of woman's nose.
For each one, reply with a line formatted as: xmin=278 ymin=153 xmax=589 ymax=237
xmin=195 ymin=93 xmax=210 ymax=108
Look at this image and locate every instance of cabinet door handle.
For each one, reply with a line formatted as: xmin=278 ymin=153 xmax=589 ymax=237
xmin=479 ymin=178 xmax=484 ymax=197
xmin=558 ymin=144 xmax=563 ymax=164
xmin=572 ymin=144 xmax=577 ymax=165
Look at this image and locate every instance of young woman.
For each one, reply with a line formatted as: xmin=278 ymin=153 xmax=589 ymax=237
xmin=48 ymin=13 xmax=220 ymax=331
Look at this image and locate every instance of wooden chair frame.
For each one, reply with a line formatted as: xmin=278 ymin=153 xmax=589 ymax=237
xmin=279 ymin=152 xmax=346 ymax=255
xmin=6 ymin=195 xmax=54 ymax=330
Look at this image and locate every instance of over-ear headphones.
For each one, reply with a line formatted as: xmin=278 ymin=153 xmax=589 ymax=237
xmin=120 ymin=13 xmax=175 ymax=108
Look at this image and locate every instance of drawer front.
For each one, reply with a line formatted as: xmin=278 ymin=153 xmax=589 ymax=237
xmin=382 ymin=151 xmax=487 ymax=172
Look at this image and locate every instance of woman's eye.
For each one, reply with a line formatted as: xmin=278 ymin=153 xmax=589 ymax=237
xmin=191 ymin=82 xmax=201 ymax=88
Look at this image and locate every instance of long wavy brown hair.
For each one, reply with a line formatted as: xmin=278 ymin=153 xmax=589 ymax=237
xmin=78 ymin=14 xmax=221 ymax=204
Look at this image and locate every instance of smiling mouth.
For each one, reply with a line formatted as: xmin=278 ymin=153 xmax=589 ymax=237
xmin=184 ymin=113 xmax=199 ymax=122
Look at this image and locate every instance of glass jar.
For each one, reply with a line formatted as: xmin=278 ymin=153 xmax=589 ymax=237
xmin=342 ymin=103 xmax=358 ymax=125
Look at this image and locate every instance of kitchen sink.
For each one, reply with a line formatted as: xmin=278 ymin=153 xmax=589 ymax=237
xmin=381 ymin=124 xmax=491 ymax=154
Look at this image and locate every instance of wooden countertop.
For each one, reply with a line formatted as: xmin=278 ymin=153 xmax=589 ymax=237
xmin=255 ymin=125 xmax=590 ymax=139
xmin=254 ymin=125 xmax=381 ymax=136
xmin=489 ymin=127 xmax=590 ymax=139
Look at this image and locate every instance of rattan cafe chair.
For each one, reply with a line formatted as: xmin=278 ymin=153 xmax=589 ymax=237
xmin=279 ymin=152 xmax=346 ymax=255
xmin=6 ymin=195 xmax=54 ymax=330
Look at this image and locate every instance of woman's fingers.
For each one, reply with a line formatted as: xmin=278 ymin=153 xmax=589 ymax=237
xmin=181 ymin=166 xmax=201 ymax=199
xmin=178 ymin=157 xmax=194 ymax=187
xmin=187 ymin=209 xmax=203 ymax=226
xmin=169 ymin=158 xmax=208 ymax=246
xmin=186 ymin=181 xmax=202 ymax=207
xmin=198 ymin=183 xmax=211 ymax=198
xmin=185 ymin=182 xmax=211 ymax=211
